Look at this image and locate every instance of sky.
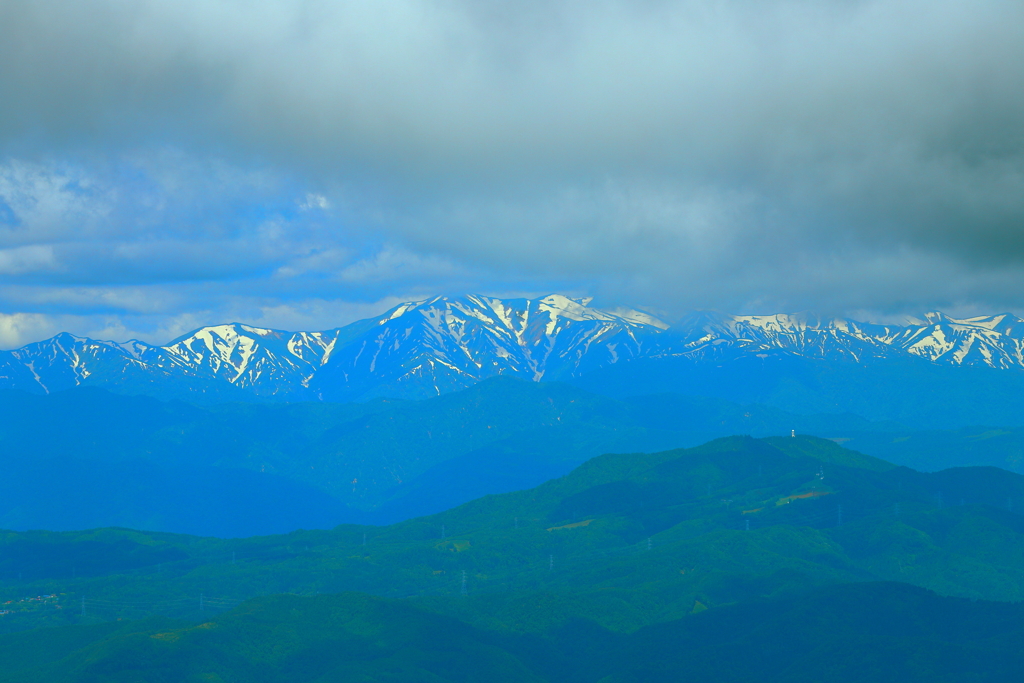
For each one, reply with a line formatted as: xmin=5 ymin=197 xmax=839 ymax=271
xmin=1 ymin=0 xmax=1024 ymax=348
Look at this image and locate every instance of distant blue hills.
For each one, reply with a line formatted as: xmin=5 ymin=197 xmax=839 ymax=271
xmin=2 ymin=375 xmax=1023 ymax=537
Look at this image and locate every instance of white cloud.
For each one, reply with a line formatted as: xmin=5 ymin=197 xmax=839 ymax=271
xmin=0 ymin=312 xmax=61 ymax=349
xmin=299 ymin=193 xmax=330 ymax=211
xmin=0 ymin=244 xmax=56 ymax=275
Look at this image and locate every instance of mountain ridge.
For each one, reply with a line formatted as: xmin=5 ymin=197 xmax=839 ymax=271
xmin=3 ymin=294 xmax=1024 ymax=403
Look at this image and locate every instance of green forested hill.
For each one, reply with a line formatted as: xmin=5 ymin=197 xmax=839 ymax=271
xmin=1 ymin=583 xmax=1021 ymax=683
xmin=2 ymin=435 xmax=1024 ymax=679
xmin=2 ymin=436 xmax=1023 ymax=633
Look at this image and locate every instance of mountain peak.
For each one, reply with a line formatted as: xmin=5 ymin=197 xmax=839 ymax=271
xmin=168 ymin=322 xmax=280 ymax=345
xmin=538 ymin=293 xmax=592 ymax=309
xmin=375 ymin=294 xmax=666 ymax=330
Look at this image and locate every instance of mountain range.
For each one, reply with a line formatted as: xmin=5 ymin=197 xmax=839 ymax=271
xmin=4 ymin=294 xmax=1024 ymax=405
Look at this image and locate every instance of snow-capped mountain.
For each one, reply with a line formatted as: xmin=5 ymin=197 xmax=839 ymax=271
xmin=661 ymin=311 xmax=1024 ymax=368
xmin=2 ymin=295 xmax=1024 ymax=402
xmin=0 ymin=295 xmax=668 ymax=400
xmin=310 ymin=294 xmax=667 ymax=400
xmin=149 ymin=324 xmax=343 ymax=391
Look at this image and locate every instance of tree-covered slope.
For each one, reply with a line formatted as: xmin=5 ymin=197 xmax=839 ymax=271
xmin=1 ymin=582 xmax=1022 ymax=683
xmin=0 ymin=593 xmax=541 ymax=683
xmin=2 ymin=435 xmax=1024 ymax=639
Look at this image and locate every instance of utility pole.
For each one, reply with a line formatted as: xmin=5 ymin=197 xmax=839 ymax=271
xmin=745 ymin=519 xmax=750 ymax=531
xmin=460 ymin=570 xmax=467 ymax=596
xmin=549 ymin=554 xmax=553 ymax=571
xmin=647 ymin=537 xmax=652 ymax=550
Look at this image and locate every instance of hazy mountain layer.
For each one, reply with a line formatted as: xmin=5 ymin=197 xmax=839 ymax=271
xmin=7 ymin=374 xmax=1024 ymax=537
xmin=0 ymin=379 xmax=902 ymax=535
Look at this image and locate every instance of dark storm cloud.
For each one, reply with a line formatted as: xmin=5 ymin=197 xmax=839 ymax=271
xmin=1 ymin=0 xmax=1024 ymax=344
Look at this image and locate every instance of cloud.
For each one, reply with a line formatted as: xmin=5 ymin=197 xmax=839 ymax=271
xmin=0 ymin=156 xmax=322 ymax=285
xmin=334 ymin=245 xmax=472 ymax=285
xmin=240 ymin=296 xmax=418 ymax=333
xmin=299 ymin=194 xmax=330 ymax=211
xmin=0 ymin=245 xmax=57 ymax=275
xmin=1 ymin=0 xmax=1024 ymax=339
xmin=0 ymin=312 xmax=61 ymax=349
xmin=0 ymin=160 xmax=113 ymax=245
